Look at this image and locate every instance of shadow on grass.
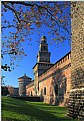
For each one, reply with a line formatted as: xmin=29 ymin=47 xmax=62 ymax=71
xmin=2 ymin=97 xmax=78 ymax=121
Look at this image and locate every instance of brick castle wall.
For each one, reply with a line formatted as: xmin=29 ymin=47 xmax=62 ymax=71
xmin=38 ymin=52 xmax=71 ymax=106
xmin=67 ymin=2 xmax=84 ymax=120
xmin=26 ymin=81 xmax=34 ymax=96
xmin=26 ymin=52 xmax=71 ymax=106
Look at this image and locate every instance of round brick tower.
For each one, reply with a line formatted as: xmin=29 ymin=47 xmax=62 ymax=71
xmin=67 ymin=2 xmax=84 ymax=120
xmin=18 ymin=74 xmax=32 ymax=96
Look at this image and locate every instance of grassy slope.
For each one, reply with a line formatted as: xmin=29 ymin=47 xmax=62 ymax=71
xmin=2 ymin=97 xmax=79 ymax=121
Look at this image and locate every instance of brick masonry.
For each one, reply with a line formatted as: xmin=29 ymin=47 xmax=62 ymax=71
xmin=67 ymin=2 xmax=84 ymax=120
xmin=38 ymin=53 xmax=71 ymax=106
xmin=26 ymin=81 xmax=34 ymax=96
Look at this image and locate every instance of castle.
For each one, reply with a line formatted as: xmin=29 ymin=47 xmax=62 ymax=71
xmin=18 ymin=36 xmax=71 ymax=106
xmin=18 ymin=2 xmax=84 ymax=119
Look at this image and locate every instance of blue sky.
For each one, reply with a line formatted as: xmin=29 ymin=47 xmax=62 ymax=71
xmin=2 ymin=2 xmax=71 ymax=87
xmin=2 ymin=34 xmax=71 ymax=87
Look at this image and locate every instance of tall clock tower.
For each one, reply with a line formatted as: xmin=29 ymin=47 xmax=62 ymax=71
xmin=37 ymin=36 xmax=51 ymax=63
xmin=33 ymin=36 xmax=53 ymax=95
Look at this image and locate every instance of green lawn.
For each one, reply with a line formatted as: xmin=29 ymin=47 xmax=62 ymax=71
xmin=2 ymin=97 xmax=79 ymax=121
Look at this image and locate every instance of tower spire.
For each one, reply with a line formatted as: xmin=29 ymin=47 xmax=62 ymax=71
xmin=41 ymin=36 xmax=47 ymax=43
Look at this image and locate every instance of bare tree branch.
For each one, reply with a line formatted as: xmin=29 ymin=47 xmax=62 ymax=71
xmin=3 ymin=2 xmax=21 ymax=23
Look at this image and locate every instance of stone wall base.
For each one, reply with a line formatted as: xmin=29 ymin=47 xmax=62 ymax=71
xmin=67 ymin=88 xmax=84 ymax=120
xmin=43 ymin=95 xmax=70 ymax=106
